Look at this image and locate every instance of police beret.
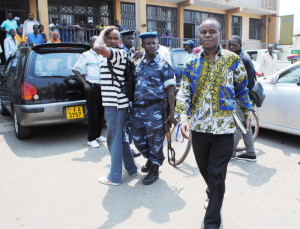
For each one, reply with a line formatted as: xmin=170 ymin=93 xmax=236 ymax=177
xmin=120 ymin=30 xmax=135 ymax=36
xmin=139 ymin=32 xmax=158 ymax=39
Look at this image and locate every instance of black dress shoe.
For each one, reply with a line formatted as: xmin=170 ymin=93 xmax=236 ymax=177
xmin=141 ymin=160 xmax=152 ymax=173
xmin=142 ymin=164 xmax=159 ymax=185
xmin=131 ymin=149 xmax=141 ymax=158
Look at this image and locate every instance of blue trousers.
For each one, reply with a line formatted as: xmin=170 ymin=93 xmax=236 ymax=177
xmin=105 ymin=107 xmax=137 ymax=184
xmin=131 ymin=103 xmax=165 ymax=165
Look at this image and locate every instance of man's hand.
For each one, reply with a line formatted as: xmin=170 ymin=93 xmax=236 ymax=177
xmin=245 ymin=118 xmax=251 ymax=132
xmin=180 ymin=120 xmax=191 ymax=139
xmin=83 ymin=82 xmax=92 ymax=92
xmin=165 ymin=114 xmax=176 ymax=127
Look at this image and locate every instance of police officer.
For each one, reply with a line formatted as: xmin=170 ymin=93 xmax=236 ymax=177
xmin=131 ymin=32 xmax=176 ymax=185
xmin=120 ymin=30 xmax=141 ymax=158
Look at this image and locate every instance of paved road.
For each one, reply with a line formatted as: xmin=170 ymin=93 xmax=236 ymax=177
xmin=0 ymin=116 xmax=299 ymax=229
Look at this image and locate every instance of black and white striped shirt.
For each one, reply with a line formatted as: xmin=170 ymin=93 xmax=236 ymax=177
xmin=100 ymin=48 xmax=129 ymax=109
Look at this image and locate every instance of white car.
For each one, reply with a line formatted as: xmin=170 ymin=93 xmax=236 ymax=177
xmin=256 ymin=61 xmax=300 ymax=136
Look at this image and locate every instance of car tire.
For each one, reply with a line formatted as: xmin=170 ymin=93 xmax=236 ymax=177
xmin=0 ymin=99 xmax=9 ymax=116
xmin=13 ymin=110 xmax=31 ymax=139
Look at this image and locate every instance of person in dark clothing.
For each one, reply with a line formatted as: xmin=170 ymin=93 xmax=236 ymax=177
xmin=228 ymin=35 xmax=257 ymax=161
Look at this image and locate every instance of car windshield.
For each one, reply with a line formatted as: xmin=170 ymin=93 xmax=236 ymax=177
xmin=31 ymin=52 xmax=81 ymax=77
xmin=171 ymin=51 xmax=188 ymax=68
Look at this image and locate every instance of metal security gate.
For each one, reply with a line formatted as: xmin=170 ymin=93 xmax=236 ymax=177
xmin=121 ymin=2 xmax=136 ymax=30
xmin=48 ymin=0 xmax=113 ymax=26
xmin=184 ymin=9 xmax=226 ymax=39
xmin=146 ymin=5 xmax=177 ymax=36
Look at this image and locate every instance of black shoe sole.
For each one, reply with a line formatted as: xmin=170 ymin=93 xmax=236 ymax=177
xmin=133 ymin=152 xmax=142 ymax=158
xmin=142 ymin=177 xmax=159 ymax=185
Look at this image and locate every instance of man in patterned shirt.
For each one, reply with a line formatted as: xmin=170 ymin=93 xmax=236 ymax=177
xmin=176 ymin=19 xmax=252 ymax=228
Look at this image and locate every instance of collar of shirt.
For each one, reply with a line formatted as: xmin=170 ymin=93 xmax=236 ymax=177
xmin=200 ymin=46 xmax=224 ymax=57
xmin=141 ymin=54 xmax=160 ymax=65
xmin=121 ymin=44 xmax=131 ymax=55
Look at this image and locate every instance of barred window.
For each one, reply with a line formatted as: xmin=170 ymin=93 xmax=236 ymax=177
xmin=146 ymin=5 xmax=177 ymax=37
xmin=232 ymin=16 xmax=242 ymax=37
xmin=121 ymin=2 xmax=136 ymax=30
xmin=249 ymin=18 xmax=262 ymax=40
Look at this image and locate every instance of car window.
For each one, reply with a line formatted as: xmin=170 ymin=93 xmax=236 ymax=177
xmin=29 ymin=52 xmax=81 ymax=77
xmin=247 ymin=51 xmax=258 ymax=61
xmin=277 ymin=65 xmax=300 ymax=84
xmin=4 ymin=52 xmax=20 ymax=79
xmin=171 ymin=51 xmax=188 ymax=68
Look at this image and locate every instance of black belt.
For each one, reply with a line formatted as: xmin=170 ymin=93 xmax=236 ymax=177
xmin=132 ymin=100 xmax=164 ymax=108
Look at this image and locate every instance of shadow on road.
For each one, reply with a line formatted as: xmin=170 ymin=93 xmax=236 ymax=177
xmin=97 ymin=179 xmax=186 ymax=229
xmin=2 ymin=122 xmax=106 ymax=158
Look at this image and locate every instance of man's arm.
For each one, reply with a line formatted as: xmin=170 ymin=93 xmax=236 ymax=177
xmin=93 ymin=26 xmax=117 ymax=58
xmin=165 ymin=86 xmax=175 ymax=125
xmin=72 ymin=70 xmax=91 ymax=92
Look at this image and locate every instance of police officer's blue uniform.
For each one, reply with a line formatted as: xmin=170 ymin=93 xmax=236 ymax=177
xmin=131 ymin=32 xmax=176 ymax=185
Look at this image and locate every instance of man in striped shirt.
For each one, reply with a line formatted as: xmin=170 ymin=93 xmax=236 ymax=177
xmin=94 ymin=26 xmax=137 ymax=186
xmin=72 ymin=36 xmax=106 ymax=148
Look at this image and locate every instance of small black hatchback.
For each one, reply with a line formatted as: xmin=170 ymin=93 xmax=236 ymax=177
xmin=0 ymin=43 xmax=90 ymax=139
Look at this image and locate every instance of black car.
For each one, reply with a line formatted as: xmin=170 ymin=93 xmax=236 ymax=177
xmin=0 ymin=43 xmax=90 ymax=139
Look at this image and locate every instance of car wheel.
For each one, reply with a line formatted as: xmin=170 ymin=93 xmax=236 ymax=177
xmin=0 ymin=98 xmax=9 ymax=116
xmin=13 ymin=110 xmax=30 ymax=139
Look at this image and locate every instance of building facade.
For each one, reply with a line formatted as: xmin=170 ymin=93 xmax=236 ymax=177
xmin=0 ymin=0 xmax=279 ymax=62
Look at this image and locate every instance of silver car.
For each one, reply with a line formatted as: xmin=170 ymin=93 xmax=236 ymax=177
xmin=257 ymin=61 xmax=300 ymax=136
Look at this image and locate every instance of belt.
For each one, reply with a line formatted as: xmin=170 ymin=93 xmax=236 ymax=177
xmin=132 ymin=100 xmax=164 ymax=108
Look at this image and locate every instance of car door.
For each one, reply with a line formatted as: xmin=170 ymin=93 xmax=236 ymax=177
xmin=258 ymin=64 xmax=300 ymax=131
xmin=0 ymin=52 xmax=20 ymax=114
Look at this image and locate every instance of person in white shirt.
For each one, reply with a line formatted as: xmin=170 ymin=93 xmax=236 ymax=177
xmin=258 ymin=44 xmax=278 ymax=77
xmin=157 ymin=44 xmax=172 ymax=66
xmin=4 ymin=29 xmax=18 ymax=60
xmin=23 ymin=12 xmax=40 ymax=36
xmin=72 ymin=36 xmax=106 ymax=148
xmin=49 ymin=17 xmax=60 ymax=38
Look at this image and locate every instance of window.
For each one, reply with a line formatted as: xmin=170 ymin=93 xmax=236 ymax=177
xmin=277 ymin=66 xmax=300 ymax=84
xmin=4 ymin=52 xmax=19 ymax=79
xmin=249 ymin=18 xmax=262 ymax=40
xmin=147 ymin=5 xmax=177 ymax=36
xmin=184 ymin=10 xmax=226 ymax=40
xmin=232 ymin=16 xmax=242 ymax=36
xmin=30 ymin=52 xmax=81 ymax=77
xmin=121 ymin=3 xmax=136 ymax=30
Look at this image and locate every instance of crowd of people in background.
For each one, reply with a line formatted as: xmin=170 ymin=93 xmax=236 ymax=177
xmin=0 ymin=12 xmax=127 ymax=60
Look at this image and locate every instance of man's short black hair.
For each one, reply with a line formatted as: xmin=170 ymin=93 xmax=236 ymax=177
xmin=200 ymin=18 xmax=221 ymax=31
xmin=230 ymin=35 xmax=242 ymax=45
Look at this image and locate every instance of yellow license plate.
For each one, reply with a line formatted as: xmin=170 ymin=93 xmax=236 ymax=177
xmin=65 ymin=106 xmax=84 ymax=119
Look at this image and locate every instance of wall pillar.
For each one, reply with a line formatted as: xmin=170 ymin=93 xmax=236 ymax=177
xmin=177 ymin=6 xmax=184 ymax=39
xmin=114 ymin=0 xmax=121 ymax=22
xmin=135 ymin=0 xmax=147 ymax=34
xmin=29 ymin=0 xmax=37 ymax=18
xmin=37 ymin=0 xmax=49 ymax=37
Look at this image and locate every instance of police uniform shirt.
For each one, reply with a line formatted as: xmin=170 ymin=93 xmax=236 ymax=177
xmin=134 ymin=55 xmax=176 ymax=105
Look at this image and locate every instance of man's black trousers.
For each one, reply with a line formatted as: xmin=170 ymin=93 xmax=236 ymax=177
xmin=85 ymin=85 xmax=105 ymax=142
xmin=191 ymin=131 xmax=233 ymax=229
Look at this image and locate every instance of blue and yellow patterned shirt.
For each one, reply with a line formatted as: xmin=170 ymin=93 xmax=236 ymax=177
xmin=176 ymin=47 xmax=252 ymax=134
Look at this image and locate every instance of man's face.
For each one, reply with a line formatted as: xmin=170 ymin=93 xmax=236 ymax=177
xmin=33 ymin=25 xmax=39 ymax=34
xmin=8 ymin=13 xmax=13 ymax=20
xmin=142 ymin=38 xmax=158 ymax=55
xmin=227 ymin=39 xmax=241 ymax=54
xmin=80 ymin=21 xmax=85 ymax=28
xmin=104 ymin=29 xmax=120 ymax=48
xmin=39 ymin=26 xmax=44 ymax=33
xmin=88 ymin=22 xmax=94 ymax=28
xmin=122 ymin=34 xmax=135 ymax=49
xmin=53 ymin=19 xmax=58 ymax=24
xmin=183 ymin=44 xmax=190 ymax=52
xmin=17 ymin=28 xmax=23 ymax=35
xmin=199 ymin=21 xmax=220 ymax=51
xmin=115 ymin=20 xmax=119 ymax=26
xmin=28 ymin=13 xmax=34 ymax=20
xmin=268 ymin=46 xmax=273 ymax=55
xmin=63 ymin=19 xmax=67 ymax=25
xmin=10 ymin=29 xmax=16 ymax=37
